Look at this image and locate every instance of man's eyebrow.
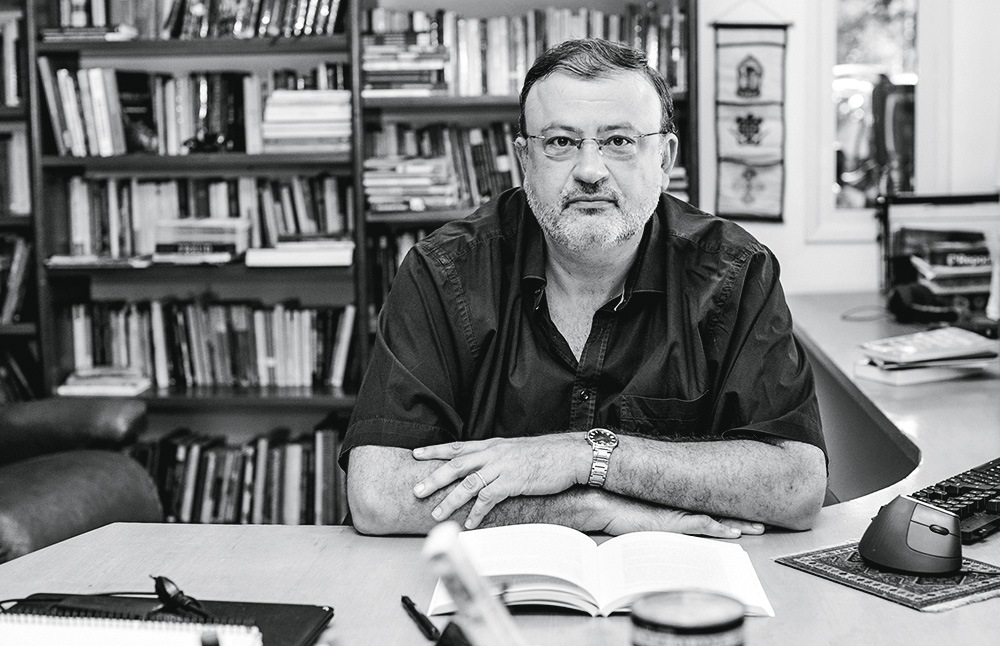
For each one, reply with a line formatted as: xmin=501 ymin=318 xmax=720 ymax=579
xmin=536 ymin=123 xmax=641 ymax=134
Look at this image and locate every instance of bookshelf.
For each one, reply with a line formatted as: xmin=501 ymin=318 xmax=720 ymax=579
xmin=1 ymin=0 xmax=41 ymax=402
xmin=24 ymin=0 xmax=365 ymax=414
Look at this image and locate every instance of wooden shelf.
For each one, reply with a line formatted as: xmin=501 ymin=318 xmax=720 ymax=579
xmin=367 ymin=209 xmax=468 ymax=227
xmin=363 ymin=95 xmax=519 ymax=110
xmin=58 ymin=387 xmax=356 ymax=411
xmin=138 ymin=386 xmax=357 ymax=411
xmin=41 ymin=153 xmax=353 ymax=175
xmin=0 ymin=106 xmax=26 ymax=121
xmin=36 ymin=35 xmax=349 ymax=57
xmin=0 ymin=214 xmax=33 ymax=229
xmin=0 ymin=322 xmax=37 ymax=336
xmin=45 ymin=261 xmax=353 ymax=280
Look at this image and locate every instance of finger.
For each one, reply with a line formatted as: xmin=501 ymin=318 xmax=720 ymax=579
xmin=716 ymin=517 xmax=766 ymax=535
xmin=413 ymin=440 xmax=489 ymax=461
xmin=432 ymin=471 xmax=488 ymax=522
xmin=413 ymin=457 xmax=474 ymax=499
xmin=678 ymin=514 xmax=744 ymax=539
xmin=464 ymin=482 xmax=508 ymax=530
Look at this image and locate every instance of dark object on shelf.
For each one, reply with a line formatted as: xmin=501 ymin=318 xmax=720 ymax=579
xmin=859 ymin=495 xmax=962 ymax=575
xmin=0 ymin=398 xmax=162 ymax=563
xmin=875 ymin=192 xmax=1000 ymax=293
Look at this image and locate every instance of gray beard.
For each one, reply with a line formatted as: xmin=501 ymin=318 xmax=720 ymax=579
xmin=522 ymin=179 xmax=661 ymax=254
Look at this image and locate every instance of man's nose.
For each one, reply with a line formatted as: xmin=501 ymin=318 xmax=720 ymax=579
xmin=571 ymin=140 xmax=610 ymax=185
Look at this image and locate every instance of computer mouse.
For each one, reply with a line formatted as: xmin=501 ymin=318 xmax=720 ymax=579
xmin=858 ymin=495 xmax=963 ymax=575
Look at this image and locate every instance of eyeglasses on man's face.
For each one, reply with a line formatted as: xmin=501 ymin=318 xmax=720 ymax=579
xmin=520 ymin=131 xmax=667 ymax=161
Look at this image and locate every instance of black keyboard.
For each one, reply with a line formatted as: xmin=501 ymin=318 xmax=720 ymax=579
xmin=909 ymin=456 xmax=1000 ymax=544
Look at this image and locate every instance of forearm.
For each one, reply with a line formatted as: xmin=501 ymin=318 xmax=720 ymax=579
xmin=606 ymin=435 xmax=827 ymax=530
xmin=348 ymin=445 xmax=608 ymax=535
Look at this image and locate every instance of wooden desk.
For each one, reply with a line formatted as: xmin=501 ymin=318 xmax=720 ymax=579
xmin=0 ymin=292 xmax=997 ymax=646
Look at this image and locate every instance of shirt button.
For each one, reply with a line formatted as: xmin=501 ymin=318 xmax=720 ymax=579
xmin=579 ymin=390 xmax=590 ymax=401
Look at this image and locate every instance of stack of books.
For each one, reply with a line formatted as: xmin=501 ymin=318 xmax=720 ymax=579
xmin=260 ymin=89 xmax=351 ymax=153
xmin=56 ymin=366 xmax=152 ymax=397
xmin=364 ymin=121 xmax=520 ymax=212
xmin=244 ymin=238 xmax=355 ymax=267
xmin=361 ymin=17 xmax=450 ymax=99
xmin=910 ymin=238 xmax=992 ymax=297
xmin=855 ymin=326 xmax=999 ymax=385
xmin=363 ymin=156 xmax=459 ymax=213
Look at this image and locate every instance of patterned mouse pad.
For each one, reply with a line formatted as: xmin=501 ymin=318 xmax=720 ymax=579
xmin=775 ymin=541 xmax=1000 ymax=612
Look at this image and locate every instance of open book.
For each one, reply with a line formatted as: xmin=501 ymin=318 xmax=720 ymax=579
xmin=426 ymin=524 xmax=774 ymax=618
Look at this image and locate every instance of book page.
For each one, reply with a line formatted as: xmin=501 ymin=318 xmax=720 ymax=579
xmin=426 ymin=524 xmax=601 ymax=615
xmin=596 ymin=532 xmax=774 ymax=617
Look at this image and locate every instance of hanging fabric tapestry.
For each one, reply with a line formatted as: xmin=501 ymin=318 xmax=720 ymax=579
xmin=714 ymin=23 xmax=788 ymax=221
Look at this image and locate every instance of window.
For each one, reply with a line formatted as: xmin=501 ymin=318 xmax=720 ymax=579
xmin=833 ymin=0 xmax=917 ymax=209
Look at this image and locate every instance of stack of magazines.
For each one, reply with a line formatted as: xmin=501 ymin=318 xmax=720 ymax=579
xmin=855 ymin=326 xmax=999 ymax=385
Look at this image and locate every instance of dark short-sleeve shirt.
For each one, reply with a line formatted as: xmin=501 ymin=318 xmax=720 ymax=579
xmin=340 ymin=189 xmax=825 ymax=469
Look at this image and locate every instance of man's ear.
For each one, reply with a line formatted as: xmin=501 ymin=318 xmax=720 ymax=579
xmin=660 ymin=133 xmax=679 ymax=173
xmin=514 ymin=137 xmax=529 ymax=169
xmin=660 ymin=133 xmax=679 ymax=190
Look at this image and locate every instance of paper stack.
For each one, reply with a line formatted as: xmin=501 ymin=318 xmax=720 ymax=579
xmin=855 ymin=326 xmax=999 ymax=385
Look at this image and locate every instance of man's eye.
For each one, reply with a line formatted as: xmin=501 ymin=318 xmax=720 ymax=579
xmin=604 ymin=136 xmax=635 ymax=148
xmin=546 ymin=136 xmax=576 ymax=148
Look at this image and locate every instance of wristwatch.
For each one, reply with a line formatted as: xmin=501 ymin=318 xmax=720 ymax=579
xmin=586 ymin=428 xmax=619 ymax=488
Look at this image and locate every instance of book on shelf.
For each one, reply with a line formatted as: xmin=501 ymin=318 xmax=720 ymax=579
xmin=0 ymin=125 xmax=30 ymax=214
xmin=853 ymin=357 xmax=993 ymax=386
xmin=1 ymin=9 xmax=21 ymax=108
xmin=244 ymin=238 xmax=355 ymax=267
xmin=69 ymin=300 xmax=355 ymax=391
xmin=128 ymin=415 xmax=351 ymax=527
xmin=156 ymin=0 xmax=345 ymax=40
xmin=0 ymin=233 xmax=31 ymax=324
xmin=55 ymin=365 xmax=153 ymax=397
xmin=917 ymin=275 xmax=992 ymax=296
xmin=152 ymin=217 xmax=251 ymax=265
xmin=426 ymin=523 xmax=774 ymax=618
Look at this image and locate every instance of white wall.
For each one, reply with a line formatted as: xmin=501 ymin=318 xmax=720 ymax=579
xmin=697 ymin=0 xmax=1000 ymax=294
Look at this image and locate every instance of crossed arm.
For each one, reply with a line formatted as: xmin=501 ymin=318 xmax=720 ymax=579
xmin=347 ymin=432 xmax=827 ymax=537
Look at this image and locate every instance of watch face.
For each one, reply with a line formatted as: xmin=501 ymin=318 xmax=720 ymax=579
xmin=587 ymin=428 xmax=618 ymax=448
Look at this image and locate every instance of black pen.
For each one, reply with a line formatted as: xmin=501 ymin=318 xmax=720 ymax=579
xmin=401 ymin=595 xmax=441 ymax=641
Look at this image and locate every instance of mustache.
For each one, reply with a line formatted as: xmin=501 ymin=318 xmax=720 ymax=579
xmin=560 ymin=183 xmax=622 ymax=206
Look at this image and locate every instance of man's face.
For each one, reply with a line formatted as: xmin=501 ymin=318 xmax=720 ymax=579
xmin=517 ymin=71 xmax=678 ymax=254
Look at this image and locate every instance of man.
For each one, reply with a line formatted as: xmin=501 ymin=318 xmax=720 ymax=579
xmin=341 ymin=39 xmax=827 ymax=538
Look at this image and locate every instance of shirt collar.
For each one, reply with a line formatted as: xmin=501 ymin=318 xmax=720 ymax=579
xmin=520 ymin=194 xmax=670 ymax=311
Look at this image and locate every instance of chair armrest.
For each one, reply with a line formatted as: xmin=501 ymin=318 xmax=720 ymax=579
xmin=0 ymin=399 xmax=148 ymax=466
xmin=0 ymin=450 xmax=163 ymax=563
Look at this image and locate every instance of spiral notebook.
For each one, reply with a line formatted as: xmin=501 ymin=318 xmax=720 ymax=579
xmin=1 ymin=593 xmax=334 ymax=646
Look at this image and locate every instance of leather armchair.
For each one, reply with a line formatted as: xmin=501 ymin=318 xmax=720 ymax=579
xmin=0 ymin=398 xmax=163 ymax=563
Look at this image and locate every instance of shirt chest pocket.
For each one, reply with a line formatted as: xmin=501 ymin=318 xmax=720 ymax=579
xmin=619 ymin=391 xmax=711 ymax=438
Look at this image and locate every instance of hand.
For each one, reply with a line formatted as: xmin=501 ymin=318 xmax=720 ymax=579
xmin=411 ymin=434 xmax=589 ymax=528
xmin=603 ymin=501 xmax=766 ymax=539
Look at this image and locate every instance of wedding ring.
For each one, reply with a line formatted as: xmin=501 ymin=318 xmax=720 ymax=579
xmin=473 ymin=471 xmax=488 ymax=489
